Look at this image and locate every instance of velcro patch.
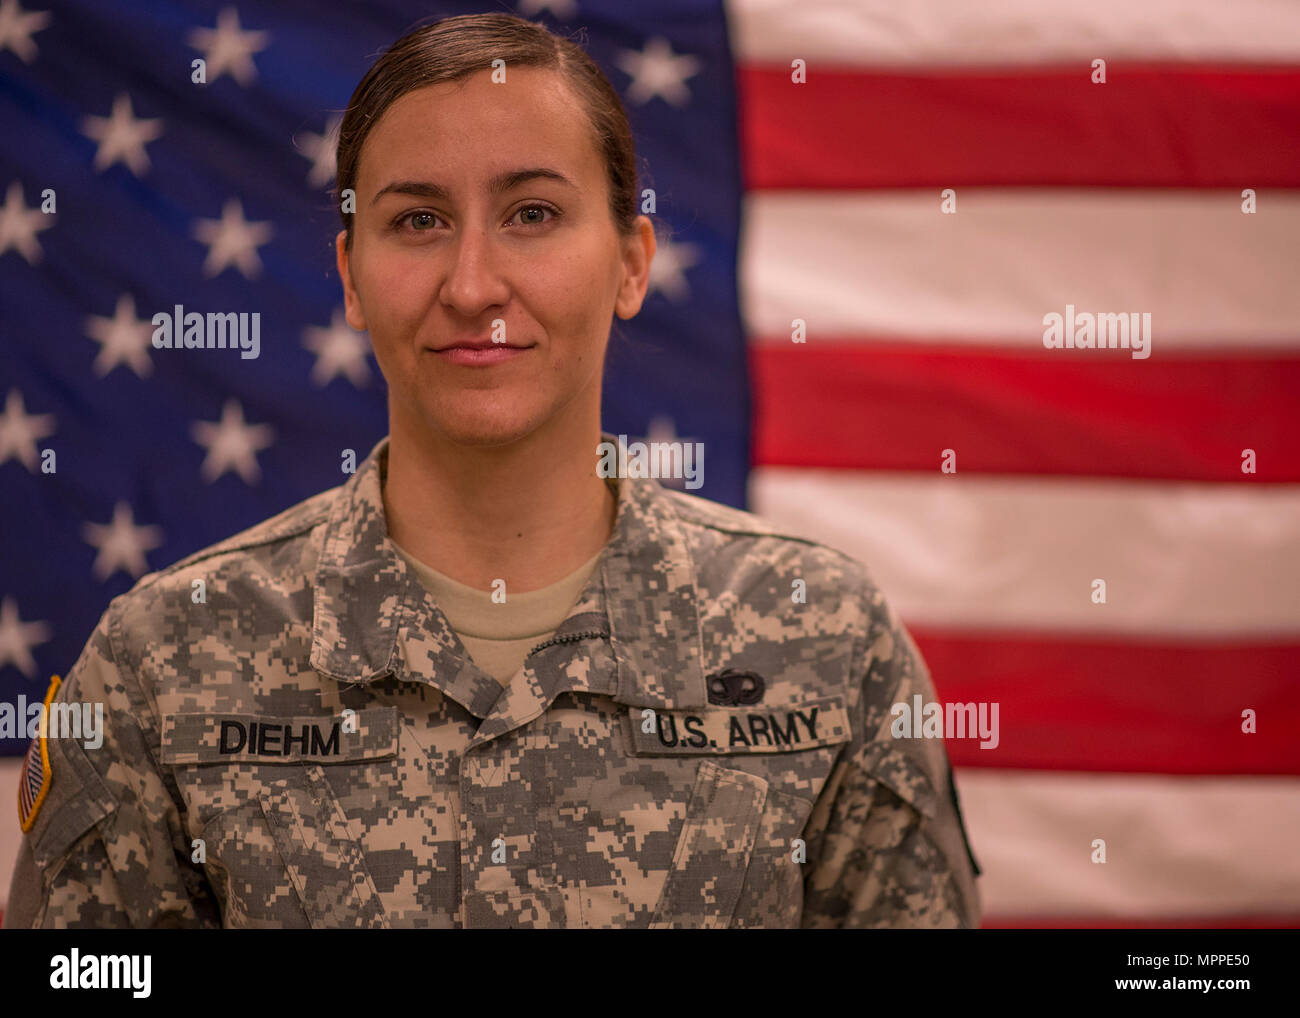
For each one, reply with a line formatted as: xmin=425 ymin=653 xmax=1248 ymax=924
xmin=628 ymin=695 xmax=850 ymax=755
xmin=161 ymin=707 xmax=399 ymax=764
xmin=18 ymin=675 xmax=62 ymax=832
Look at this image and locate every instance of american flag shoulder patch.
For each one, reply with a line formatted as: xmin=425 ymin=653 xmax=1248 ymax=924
xmin=18 ymin=675 xmax=63 ymax=833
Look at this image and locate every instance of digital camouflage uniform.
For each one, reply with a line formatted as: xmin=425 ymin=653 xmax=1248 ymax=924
xmin=5 ymin=436 xmax=981 ymax=928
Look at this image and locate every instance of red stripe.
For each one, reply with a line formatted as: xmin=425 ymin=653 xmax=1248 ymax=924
xmin=751 ymin=342 xmax=1300 ymax=481
xmin=982 ymin=914 xmax=1300 ymax=929
xmin=915 ymin=630 xmax=1300 ymax=774
xmin=738 ymin=65 xmax=1300 ymax=188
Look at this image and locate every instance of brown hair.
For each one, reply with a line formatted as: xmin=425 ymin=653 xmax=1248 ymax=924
xmin=336 ymin=13 xmax=641 ymax=249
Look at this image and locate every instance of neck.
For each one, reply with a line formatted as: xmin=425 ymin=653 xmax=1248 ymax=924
xmin=382 ymin=405 xmax=616 ymax=593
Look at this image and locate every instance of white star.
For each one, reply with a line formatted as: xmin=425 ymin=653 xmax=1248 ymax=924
xmin=85 ymin=293 xmax=154 ymax=378
xmin=302 ymin=308 xmax=371 ymax=388
xmin=81 ymin=93 xmax=164 ymax=176
xmin=296 ymin=115 xmax=340 ymax=188
xmin=191 ymin=399 xmax=274 ymax=484
xmin=615 ymin=37 xmax=701 ymax=107
xmin=192 ymin=197 xmax=273 ymax=278
xmin=82 ymin=502 xmax=164 ymax=582
xmin=516 ymin=0 xmax=578 ymax=18
xmin=0 ymin=388 xmax=55 ymax=471
xmin=0 ymin=180 xmax=53 ymax=264
xmin=187 ymin=7 xmax=268 ymax=87
xmin=0 ymin=0 xmax=50 ymax=64
xmin=643 ymin=415 xmax=697 ymax=490
xmin=646 ymin=415 xmax=683 ymax=445
xmin=0 ymin=597 xmax=50 ymax=678
xmin=646 ymin=234 xmax=701 ymax=302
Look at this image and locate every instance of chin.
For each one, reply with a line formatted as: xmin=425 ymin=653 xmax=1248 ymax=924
xmin=422 ymin=397 xmax=547 ymax=448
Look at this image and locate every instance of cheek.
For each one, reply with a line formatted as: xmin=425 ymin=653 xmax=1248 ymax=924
xmin=354 ymin=254 xmax=432 ymax=348
xmin=529 ymin=251 xmax=618 ymax=361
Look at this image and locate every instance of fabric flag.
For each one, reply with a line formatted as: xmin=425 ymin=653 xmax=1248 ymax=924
xmin=736 ymin=0 xmax=1300 ymax=926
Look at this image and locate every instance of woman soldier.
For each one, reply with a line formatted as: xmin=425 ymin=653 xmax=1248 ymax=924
xmin=6 ymin=12 xmax=979 ymax=928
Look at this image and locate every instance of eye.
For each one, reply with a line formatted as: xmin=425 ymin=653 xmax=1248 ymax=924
xmin=510 ymin=203 xmax=559 ymax=227
xmin=391 ymin=210 xmax=440 ymax=233
xmin=403 ymin=211 xmax=438 ymax=231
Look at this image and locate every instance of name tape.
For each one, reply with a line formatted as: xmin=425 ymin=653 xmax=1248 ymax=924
xmin=160 ymin=707 xmax=399 ymax=764
xmin=627 ymin=696 xmax=850 ymax=755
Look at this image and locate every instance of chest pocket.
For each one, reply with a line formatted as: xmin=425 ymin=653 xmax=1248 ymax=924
xmin=632 ymin=696 xmax=852 ymax=929
xmin=256 ymin=765 xmax=389 ymax=928
xmin=162 ymin=707 xmax=398 ymax=929
xmin=648 ymin=760 xmax=768 ymax=929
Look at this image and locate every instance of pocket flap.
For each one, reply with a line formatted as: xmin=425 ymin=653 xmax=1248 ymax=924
xmin=160 ymin=707 xmax=398 ymax=764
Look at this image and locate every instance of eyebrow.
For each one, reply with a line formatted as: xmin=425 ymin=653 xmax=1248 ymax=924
xmin=369 ymin=167 xmax=577 ymax=206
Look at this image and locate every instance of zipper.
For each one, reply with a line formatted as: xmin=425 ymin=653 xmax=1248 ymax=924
xmin=526 ymin=629 xmax=605 ymax=657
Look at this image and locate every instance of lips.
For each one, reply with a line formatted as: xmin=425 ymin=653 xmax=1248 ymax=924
xmin=428 ymin=342 xmax=534 ymax=367
xmin=431 ymin=339 xmax=533 ymax=352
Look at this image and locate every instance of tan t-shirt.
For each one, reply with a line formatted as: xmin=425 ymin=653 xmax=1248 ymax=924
xmin=390 ymin=541 xmax=605 ymax=688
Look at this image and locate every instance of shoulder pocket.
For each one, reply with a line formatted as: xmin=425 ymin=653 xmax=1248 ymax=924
xmin=649 ymin=760 xmax=768 ymax=929
xmin=27 ymin=734 xmax=118 ymax=872
xmin=852 ymin=741 xmax=939 ymax=820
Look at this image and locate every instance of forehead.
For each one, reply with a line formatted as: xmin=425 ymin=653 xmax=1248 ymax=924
xmin=356 ymin=66 xmax=600 ymax=187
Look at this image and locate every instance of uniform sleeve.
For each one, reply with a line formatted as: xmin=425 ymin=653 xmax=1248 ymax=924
xmin=2 ymin=608 xmax=220 ymax=928
xmin=799 ymin=602 xmax=982 ymax=928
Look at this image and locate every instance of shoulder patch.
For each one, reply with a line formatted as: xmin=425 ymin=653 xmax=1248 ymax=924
xmin=18 ymin=674 xmax=61 ymax=832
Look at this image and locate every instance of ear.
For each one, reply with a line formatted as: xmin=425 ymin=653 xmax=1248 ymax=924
xmin=336 ymin=230 xmax=368 ymax=331
xmin=614 ymin=215 xmax=657 ymax=320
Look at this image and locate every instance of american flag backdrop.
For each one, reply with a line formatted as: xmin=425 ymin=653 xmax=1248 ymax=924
xmin=1 ymin=0 xmax=1298 ymax=928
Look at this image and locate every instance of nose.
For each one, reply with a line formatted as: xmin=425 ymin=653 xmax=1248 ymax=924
xmin=439 ymin=223 xmax=510 ymax=317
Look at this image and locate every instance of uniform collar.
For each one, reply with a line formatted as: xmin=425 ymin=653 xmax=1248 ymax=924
xmin=309 ymin=434 xmax=709 ymax=714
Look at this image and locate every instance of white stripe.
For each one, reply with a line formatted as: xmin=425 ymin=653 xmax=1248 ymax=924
xmin=729 ymin=0 xmax=1300 ymax=66
xmin=956 ymin=769 xmax=1300 ymax=918
xmin=0 ymin=756 xmax=21 ymax=912
xmin=742 ymin=190 xmax=1300 ymax=348
xmin=750 ymin=469 xmax=1300 ymax=638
